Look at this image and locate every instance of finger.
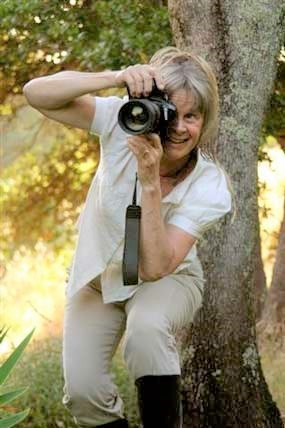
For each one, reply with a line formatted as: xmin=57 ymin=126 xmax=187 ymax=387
xmin=135 ymin=65 xmax=161 ymax=96
xmin=146 ymin=133 xmax=160 ymax=144
xmin=128 ymin=135 xmax=146 ymax=145
xmin=127 ymin=137 xmax=140 ymax=152
xmin=146 ymin=133 xmax=163 ymax=151
xmin=128 ymin=144 xmax=139 ymax=157
xmin=129 ymin=140 xmax=154 ymax=163
xmin=133 ymin=73 xmax=144 ymax=97
xmin=128 ymin=136 xmax=142 ymax=148
xmin=152 ymin=69 xmax=165 ymax=91
xmin=130 ymin=134 xmax=152 ymax=147
xmin=125 ymin=73 xmax=137 ymax=97
xmin=129 ymin=135 xmax=161 ymax=162
xmin=142 ymin=149 xmax=150 ymax=160
xmin=128 ymin=66 xmax=145 ymax=97
xmin=143 ymin=73 xmax=154 ymax=96
xmin=128 ymin=137 xmax=149 ymax=155
xmin=137 ymin=65 xmax=155 ymax=96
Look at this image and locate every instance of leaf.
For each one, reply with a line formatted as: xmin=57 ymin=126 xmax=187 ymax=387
xmin=0 ymin=388 xmax=28 ymax=406
xmin=0 ymin=329 xmax=34 ymax=386
xmin=0 ymin=409 xmax=30 ymax=428
xmin=0 ymin=328 xmax=9 ymax=345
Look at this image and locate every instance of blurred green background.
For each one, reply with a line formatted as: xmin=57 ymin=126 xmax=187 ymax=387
xmin=0 ymin=1 xmax=284 ymax=426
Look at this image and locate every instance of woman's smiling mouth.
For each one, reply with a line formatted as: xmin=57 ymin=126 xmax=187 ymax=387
xmin=168 ymin=138 xmax=188 ymax=144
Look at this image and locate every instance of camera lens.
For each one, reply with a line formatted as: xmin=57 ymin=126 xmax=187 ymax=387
xmin=125 ymin=104 xmax=149 ymax=132
xmin=118 ymin=100 xmax=160 ymax=135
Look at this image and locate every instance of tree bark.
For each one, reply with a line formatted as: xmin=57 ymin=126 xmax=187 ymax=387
xmin=168 ymin=0 xmax=285 ymax=426
xmin=258 ymin=191 xmax=285 ymax=349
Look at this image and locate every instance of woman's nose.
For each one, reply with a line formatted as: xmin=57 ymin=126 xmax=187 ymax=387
xmin=174 ymin=117 xmax=187 ymax=134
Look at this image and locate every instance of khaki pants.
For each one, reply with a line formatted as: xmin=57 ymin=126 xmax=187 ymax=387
xmin=62 ymin=274 xmax=203 ymax=427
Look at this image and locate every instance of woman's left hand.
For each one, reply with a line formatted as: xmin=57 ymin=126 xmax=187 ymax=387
xmin=127 ymin=133 xmax=163 ymax=189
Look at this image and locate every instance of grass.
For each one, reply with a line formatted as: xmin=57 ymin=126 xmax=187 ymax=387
xmin=1 ymin=336 xmax=139 ymax=428
xmin=1 ymin=335 xmax=284 ymax=427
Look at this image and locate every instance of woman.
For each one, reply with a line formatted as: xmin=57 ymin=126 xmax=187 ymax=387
xmin=23 ymin=47 xmax=232 ymax=428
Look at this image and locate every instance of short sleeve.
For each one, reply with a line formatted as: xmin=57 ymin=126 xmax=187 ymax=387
xmin=89 ymin=96 xmax=126 ymax=137
xmin=167 ymin=166 xmax=232 ymax=239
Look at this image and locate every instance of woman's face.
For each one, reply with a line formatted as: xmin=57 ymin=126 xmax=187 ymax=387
xmin=162 ymin=88 xmax=204 ymax=161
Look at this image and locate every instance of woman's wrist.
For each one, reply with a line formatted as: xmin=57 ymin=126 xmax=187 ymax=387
xmin=113 ymin=70 xmax=127 ymax=87
xmin=90 ymin=70 xmax=122 ymax=90
xmin=141 ymin=179 xmax=161 ymax=195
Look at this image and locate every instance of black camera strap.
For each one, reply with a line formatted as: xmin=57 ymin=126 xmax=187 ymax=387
xmin=122 ymin=173 xmax=141 ymax=285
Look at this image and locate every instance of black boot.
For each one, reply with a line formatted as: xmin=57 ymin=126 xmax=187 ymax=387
xmin=97 ymin=418 xmax=129 ymax=427
xmin=135 ymin=375 xmax=182 ymax=428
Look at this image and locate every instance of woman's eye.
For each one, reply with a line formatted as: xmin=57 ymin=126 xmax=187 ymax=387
xmin=185 ymin=113 xmax=195 ymax=119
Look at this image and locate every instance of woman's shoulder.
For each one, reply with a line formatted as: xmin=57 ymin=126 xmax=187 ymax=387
xmin=185 ymin=150 xmax=232 ymax=206
xmin=193 ymin=151 xmax=228 ymax=183
xmin=90 ymin=95 xmax=128 ymax=137
xmin=198 ymin=150 xmax=223 ymax=170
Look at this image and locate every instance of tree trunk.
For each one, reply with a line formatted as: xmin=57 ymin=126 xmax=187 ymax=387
xmin=168 ymin=0 xmax=285 ymax=426
xmin=258 ymin=191 xmax=285 ymax=349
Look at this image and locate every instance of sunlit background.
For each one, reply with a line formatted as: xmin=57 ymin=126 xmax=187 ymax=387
xmin=258 ymin=137 xmax=285 ymax=284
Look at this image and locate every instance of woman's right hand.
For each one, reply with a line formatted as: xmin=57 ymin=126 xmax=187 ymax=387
xmin=114 ymin=64 xmax=165 ymax=97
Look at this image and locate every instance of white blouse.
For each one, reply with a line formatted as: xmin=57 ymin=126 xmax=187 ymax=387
xmin=65 ymin=96 xmax=232 ymax=303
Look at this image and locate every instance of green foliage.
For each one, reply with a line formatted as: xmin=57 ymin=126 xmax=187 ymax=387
xmin=0 ymin=133 xmax=99 ymax=259
xmin=262 ymin=55 xmax=285 ymax=146
xmin=0 ymin=329 xmax=34 ymax=428
xmin=0 ymin=0 xmax=172 ymax=258
xmin=0 ymin=330 xmax=9 ymax=346
xmin=0 ymin=0 xmax=172 ymax=96
xmin=3 ymin=336 xmax=139 ymax=428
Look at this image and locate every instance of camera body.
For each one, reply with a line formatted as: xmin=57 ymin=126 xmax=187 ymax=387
xmin=118 ymin=82 xmax=176 ymax=144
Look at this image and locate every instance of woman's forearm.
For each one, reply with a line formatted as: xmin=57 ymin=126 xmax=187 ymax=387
xmin=23 ymin=70 xmax=119 ymax=109
xmin=139 ymin=183 xmax=174 ymax=281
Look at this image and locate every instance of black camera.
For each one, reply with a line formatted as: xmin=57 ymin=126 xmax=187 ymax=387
xmin=118 ymin=81 xmax=176 ymax=144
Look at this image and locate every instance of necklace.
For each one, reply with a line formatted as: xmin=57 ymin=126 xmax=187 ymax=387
xmin=159 ymin=162 xmax=188 ymax=178
xmin=159 ymin=149 xmax=197 ymax=179
xmin=159 ymin=149 xmax=198 ymax=191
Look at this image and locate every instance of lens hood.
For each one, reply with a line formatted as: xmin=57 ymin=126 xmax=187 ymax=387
xmin=118 ymin=99 xmax=161 ymax=135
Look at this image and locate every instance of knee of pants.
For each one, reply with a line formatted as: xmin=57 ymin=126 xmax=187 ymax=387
xmin=122 ymin=315 xmax=179 ymax=378
xmin=63 ymin=374 xmax=120 ymax=421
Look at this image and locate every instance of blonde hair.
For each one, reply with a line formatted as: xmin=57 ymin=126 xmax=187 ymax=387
xmin=149 ymin=46 xmax=219 ymax=161
xmin=150 ymin=46 xmax=236 ymax=221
